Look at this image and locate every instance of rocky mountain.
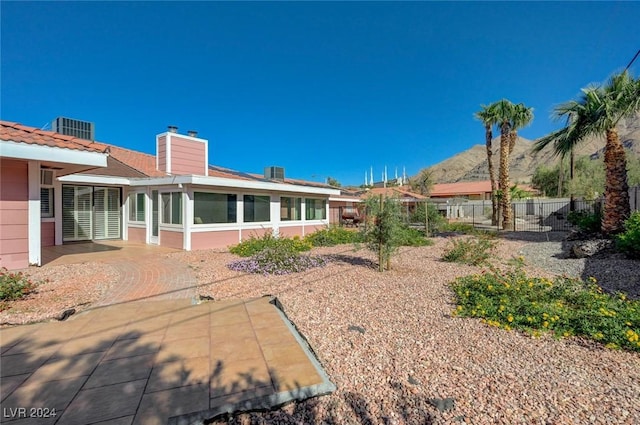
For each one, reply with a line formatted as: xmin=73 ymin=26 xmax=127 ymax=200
xmin=425 ymin=112 xmax=640 ymax=184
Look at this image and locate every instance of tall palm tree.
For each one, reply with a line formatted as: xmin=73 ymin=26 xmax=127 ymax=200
xmin=490 ymin=99 xmax=533 ymax=230
xmin=534 ymin=71 xmax=640 ymax=234
xmin=475 ymin=105 xmax=499 ymax=225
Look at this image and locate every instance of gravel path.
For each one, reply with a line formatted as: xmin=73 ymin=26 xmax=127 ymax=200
xmin=169 ymin=237 xmax=640 ymax=424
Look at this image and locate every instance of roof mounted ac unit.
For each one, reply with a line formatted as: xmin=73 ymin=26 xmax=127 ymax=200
xmin=264 ymin=166 xmax=285 ymax=181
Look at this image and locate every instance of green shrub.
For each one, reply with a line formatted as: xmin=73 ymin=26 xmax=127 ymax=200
xmin=409 ymin=203 xmax=447 ymax=234
xmin=304 ymin=226 xmax=364 ymax=247
xmin=229 ymin=232 xmax=311 ymax=257
xmin=567 ymin=209 xmax=602 ymax=233
xmin=441 ymin=222 xmax=477 ymax=234
xmin=395 ymin=226 xmax=434 ymax=247
xmin=228 ymin=244 xmax=330 ymax=275
xmin=450 ymin=265 xmax=640 ymax=352
xmin=442 ymin=237 xmax=496 ymax=266
xmin=0 ymin=268 xmax=40 ymax=301
xmin=616 ymin=211 xmax=640 ymax=259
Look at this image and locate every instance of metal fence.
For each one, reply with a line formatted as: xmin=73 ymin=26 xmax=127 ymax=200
xmin=330 ymin=185 xmax=640 ymax=233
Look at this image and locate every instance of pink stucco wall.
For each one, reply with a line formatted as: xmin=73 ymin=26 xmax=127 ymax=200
xmin=128 ymin=227 xmax=146 ymax=243
xmin=160 ymin=230 xmax=183 ymax=249
xmin=157 ymin=135 xmax=167 ymax=173
xmin=0 ymin=159 xmax=29 ymax=270
xmin=41 ymin=221 xmax=55 ymax=247
xmin=169 ymin=136 xmax=206 ymax=176
xmin=304 ymin=224 xmax=327 ymax=236
xmin=191 ymin=230 xmax=239 ymax=250
xmin=278 ymin=226 xmax=304 ymax=238
xmin=240 ymin=227 xmax=270 ymax=241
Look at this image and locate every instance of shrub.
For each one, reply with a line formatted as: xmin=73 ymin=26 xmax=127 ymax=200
xmin=451 ymin=265 xmax=640 ymax=352
xmin=229 ymin=232 xmax=311 ymax=257
xmin=616 ymin=211 xmax=640 ymax=259
xmin=409 ymin=203 xmax=447 ymax=234
xmin=441 ymin=222 xmax=478 ymax=234
xmin=395 ymin=226 xmax=434 ymax=247
xmin=442 ymin=237 xmax=496 ymax=266
xmin=0 ymin=268 xmax=40 ymax=301
xmin=567 ymin=209 xmax=602 ymax=233
xmin=227 ymin=244 xmax=330 ymax=275
xmin=304 ymin=226 xmax=364 ymax=247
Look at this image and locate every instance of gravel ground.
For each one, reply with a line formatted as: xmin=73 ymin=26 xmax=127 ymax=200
xmin=0 ymin=262 xmax=119 ymax=326
xmin=168 ymin=237 xmax=640 ymax=425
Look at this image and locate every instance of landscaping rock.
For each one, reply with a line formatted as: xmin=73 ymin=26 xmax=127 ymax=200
xmin=571 ymin=239 xmax=614 ymax=258
xmin=347 ymin=325 xmax=365 ymax=334
xmin=57 ymin=308 xmax=75 ymax=321
xmin=428 ymin=397 xmax=455 ymax=412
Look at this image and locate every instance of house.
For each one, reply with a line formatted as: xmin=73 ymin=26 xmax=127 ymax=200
xmin=430 ymin=180 xmax=538 ymax=200
xmin=0 ymin=121 xmax=339 ymax=270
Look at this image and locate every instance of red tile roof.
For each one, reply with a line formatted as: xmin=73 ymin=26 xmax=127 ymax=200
xmin=362 ymin=187 xmax=427 ymax=200
xmin=0 ymin=120 xmax=107 ymax=153
xmin=431 ymin=180 xmax=537 ymax=197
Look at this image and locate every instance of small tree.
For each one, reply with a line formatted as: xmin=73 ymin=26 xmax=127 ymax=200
xmin=361 ymin=195 xmax=404 ymax=272
xmin=326 ymin=177 xmax=341 ymax=187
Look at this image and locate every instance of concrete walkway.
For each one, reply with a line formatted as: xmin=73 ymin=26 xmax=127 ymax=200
xmin=1 ymin=243 xmax=335 ymax=424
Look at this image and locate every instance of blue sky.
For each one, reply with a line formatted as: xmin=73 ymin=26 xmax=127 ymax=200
xmin=2 ymin=1 xmax=639 ymax=187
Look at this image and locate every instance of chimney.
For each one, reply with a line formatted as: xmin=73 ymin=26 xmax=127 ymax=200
xmin=187 ymin=130 xmax=198 ymax=137
xmin=168 ymin=125 xmax=178 ymax=133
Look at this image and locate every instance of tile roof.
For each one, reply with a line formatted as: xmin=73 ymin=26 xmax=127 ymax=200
xmin=431 ymin=180 xmax=538 ymax=197
xmin=362 ymin=187 xmax=427 ymax=200
xmin=0 ymin=120 xmax=107 ymax=153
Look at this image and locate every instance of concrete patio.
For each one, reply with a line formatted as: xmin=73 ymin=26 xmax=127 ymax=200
xmin=1 ymin=242 xmax=335 ymax=424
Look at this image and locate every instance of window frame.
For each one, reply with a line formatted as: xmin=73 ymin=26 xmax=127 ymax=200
xmin=193 ymin=191 xmax=237 ymax=224
xmin=161 ymin=192 xmax=183 ymax=225
xmin=305 ymin=198 xmax=327 ymax=220
xmin=40 ymin=187 xmax=54 ymax=218
xmin=280 ymin=196 xmax=302 ymax=221
xmin=128 ymin=192 xmax=146 ymax=223
xmin=243 ymin=194 xmax=271 ymax=223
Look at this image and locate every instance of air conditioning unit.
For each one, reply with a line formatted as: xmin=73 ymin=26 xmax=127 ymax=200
xmin=41 ymin=169 xmax=54 ymax=186
xmin=264 ymin=166 xmax=285 ymax=181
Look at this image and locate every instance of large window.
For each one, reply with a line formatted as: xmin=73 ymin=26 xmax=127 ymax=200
xmin=41 ymin=187 xmax=54 ymax=218
xmin=128 ymin=192 xmax=145 ymax=222
xmin=243 ymin=195 xmax=270 ymax=222
xmin=193 ymin=192 xmax=237 ymax=224
xmin=280 ymin=197 xmax=301 ymax=221
xmin=161 ymin=192 xmax=182 ymax=225
xmin=305 ymin=198 xmax=326 ymax=220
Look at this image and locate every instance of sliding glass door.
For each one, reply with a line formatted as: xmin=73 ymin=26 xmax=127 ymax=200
xmin=62 ymin=185 xmax=121 ymax=242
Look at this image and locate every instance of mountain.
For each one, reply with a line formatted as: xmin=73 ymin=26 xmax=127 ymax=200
xmin=425 ymin=112 xmax=640 ymax=184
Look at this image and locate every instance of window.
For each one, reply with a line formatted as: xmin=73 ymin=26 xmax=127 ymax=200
xmin=128 ymin=192 xmax=146 ymax=222
xmin=41 ymin=187 xmax=54 ymax=218
xmin=280 ymin=197 xmax=301 ymax=221
xmin=193 ymin=192 xmax=237 ymax=224
xmin=243 ymin=195 xmax=270 ymax=222
xmin=161 ymin=192 xmax=182 ymax=225
xmin=305 ymin=198 xmax=326 ymax=220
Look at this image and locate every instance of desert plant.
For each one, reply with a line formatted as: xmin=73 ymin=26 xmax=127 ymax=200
xmin=229 ymin=232 xmax=311 ymax=257
xmin=227 ymin=245 xmax=329 ymax=275
xmin=567 ymin=209 xmax=602 ymax=234
xmin=304 ymin=226 xmax=363 ymax=247
xmin=616 ymin=211 xmax=640 ymax=259
xmin=409 ymin=202 xmax=446 ymax=234
xmin=442 ymin=237 xmax=496 ymax=266
xmin=0 ymin=268 xmax=40 ymax=301
xmin=451 ymin=264 xmax=640 ymax=352
xmin=361 ymin=195 xmax=404 ymax=272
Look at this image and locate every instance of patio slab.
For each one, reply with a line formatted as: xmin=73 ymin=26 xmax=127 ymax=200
xmin=0 ymin=297 xmax=335 ymax=424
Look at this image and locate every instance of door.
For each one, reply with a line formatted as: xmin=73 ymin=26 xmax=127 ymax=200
xmin=63 ymin=186 xmax=93 ymax=241
xmin=62 ymin=185 xmax=121 ymax=242
xmin=93 ymin=187 xmax=121 ymax=239
xmin=150 ymin=190 xmax=159 ymax=244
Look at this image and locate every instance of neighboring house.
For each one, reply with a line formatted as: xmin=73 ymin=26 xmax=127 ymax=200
xmin=430 ymin=180 xmax=538 ymax=200
xmin=0 ymin=121 xmax=340 ymax=270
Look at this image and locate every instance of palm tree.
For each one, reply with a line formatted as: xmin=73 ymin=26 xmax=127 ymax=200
xmin=489 ymin=99 xmax=533 ymax=230
xmin=475 ymin=105 xmax=499 ymax=225
xmin=533 ymin=71 xmax=640 ymax=234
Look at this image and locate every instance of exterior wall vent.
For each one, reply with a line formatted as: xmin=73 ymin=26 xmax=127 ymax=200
xmin=40 ymin=169 xmax=54 ymax=185
xmin=264 ymin=166 xmax=285 ymax=181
